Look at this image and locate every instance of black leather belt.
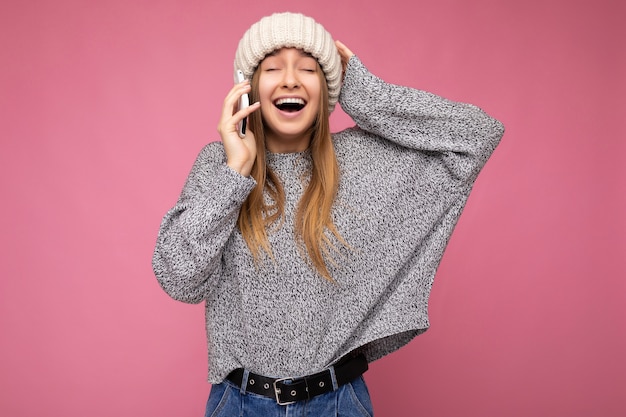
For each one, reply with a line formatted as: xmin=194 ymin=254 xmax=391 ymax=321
xmin=226 ymin=354 xmax=368 ymax=405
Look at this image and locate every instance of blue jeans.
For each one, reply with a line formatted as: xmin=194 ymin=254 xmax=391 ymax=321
xmin=204 ymin=375 xmax=374 ymax=417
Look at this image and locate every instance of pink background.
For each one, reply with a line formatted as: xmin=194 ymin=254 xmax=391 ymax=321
xmin=1 ymin=0 xmax=624 ymax=416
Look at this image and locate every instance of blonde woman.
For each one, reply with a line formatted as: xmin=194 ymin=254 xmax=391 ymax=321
xmin=153 ymin=12 xmax=504 ymax=417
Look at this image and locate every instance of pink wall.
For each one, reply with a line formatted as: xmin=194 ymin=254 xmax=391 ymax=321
xmin=1 ymin=1 xmax=624 ymax=416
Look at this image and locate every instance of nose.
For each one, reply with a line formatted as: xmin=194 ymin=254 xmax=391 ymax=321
xmin=281 ymin=66 xmax=300 ymax=89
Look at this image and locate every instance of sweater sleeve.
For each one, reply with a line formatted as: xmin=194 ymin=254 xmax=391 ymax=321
xmin=338 ymin=56 xmax=505 ymax=184
xmin=152 ymin=142 xmax=256 ymax=304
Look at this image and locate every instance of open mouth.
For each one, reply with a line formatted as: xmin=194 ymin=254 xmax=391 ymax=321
xmin=274 ymin=97 xmax=306 ymax=112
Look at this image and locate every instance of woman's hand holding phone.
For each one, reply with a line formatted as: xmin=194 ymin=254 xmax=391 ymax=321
xmin=218 ymin=71 xmax=260 ymax=177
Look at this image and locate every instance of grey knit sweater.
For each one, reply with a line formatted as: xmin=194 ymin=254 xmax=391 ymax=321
xmin=153 ymin=56 xmax=504 ymax=384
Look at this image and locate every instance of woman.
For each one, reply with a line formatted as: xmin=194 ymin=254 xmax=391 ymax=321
xmin=153 ymin=12 xmax=504 ymax=417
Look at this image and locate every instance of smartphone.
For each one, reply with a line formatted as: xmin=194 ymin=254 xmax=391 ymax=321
xmin=234 ymin=69 xmax=249 ymax=138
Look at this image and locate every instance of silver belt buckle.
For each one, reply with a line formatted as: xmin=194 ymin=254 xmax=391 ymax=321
xmin=273 ymin=377 xmax=297 ymax=406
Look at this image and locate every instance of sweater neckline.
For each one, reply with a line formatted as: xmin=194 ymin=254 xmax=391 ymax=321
xmin=266 ymin=149 xmax=312 ymax=173
xmin=265 ymin=149 xmax=311 ymax=165
xmin=266 ymin=148 xmax=310 ymax=159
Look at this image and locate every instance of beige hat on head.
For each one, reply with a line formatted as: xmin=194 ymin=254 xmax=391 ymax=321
xmin=234 ymin=12 xmax=342 ymax=112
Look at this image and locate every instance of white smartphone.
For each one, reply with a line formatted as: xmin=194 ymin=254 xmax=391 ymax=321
xmin=234 ymin=69 xmax=249 ymax=138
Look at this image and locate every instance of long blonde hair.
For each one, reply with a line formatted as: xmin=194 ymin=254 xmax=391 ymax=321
xmin=237 ymin=62 xmax=345 ymax=281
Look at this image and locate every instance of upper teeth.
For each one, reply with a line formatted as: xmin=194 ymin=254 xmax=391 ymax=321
xmin=276 ymin=97 xmax=305 ymax=106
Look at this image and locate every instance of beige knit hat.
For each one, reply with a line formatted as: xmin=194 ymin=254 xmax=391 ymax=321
xmin=234 ymin=12 xmax=342 ymax=112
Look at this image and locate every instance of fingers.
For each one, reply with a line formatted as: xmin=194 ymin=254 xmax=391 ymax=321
xmin=221 ymin=82 xmax=250 ymax=124
xmin=241 ymin=101 xmax=261 ymax=117
xmin=335 ymin=40 xmax=354 ymax=60
xmin=335 ymin=40 xmax=353 ymax=55
xmin=217 ymin=80 xmax=261 ymax=176
xmin=335 ymin=40 xmax=354 ymax=77
xmin=218 ymin=81 xmax=260 ymax=138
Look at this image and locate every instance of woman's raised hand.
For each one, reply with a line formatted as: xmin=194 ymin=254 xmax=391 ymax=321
xmin=217 ymin=80 xmax=261 ymax=177
xmin=335 ymin=40 xmax=355 ymax=79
